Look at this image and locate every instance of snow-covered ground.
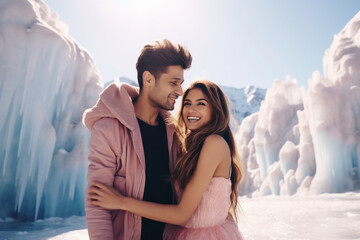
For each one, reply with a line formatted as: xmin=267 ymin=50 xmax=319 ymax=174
xmin=238 ymin=192 xmax=360 ymax=240
xmin=1 ymin=192 xmax=359 ymax=240
xmin=0 ymin=216 xmax=87 ymax=240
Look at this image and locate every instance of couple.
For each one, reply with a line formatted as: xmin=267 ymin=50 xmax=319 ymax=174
xmin=83 ymin=39 xmax=244 ymax=240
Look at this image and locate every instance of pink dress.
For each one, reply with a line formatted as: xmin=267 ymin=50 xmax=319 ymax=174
xmin=163 ymin=177 xmax=243 ymax=239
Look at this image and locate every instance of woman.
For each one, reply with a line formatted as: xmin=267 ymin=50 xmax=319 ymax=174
xmin=89 ymin=79 xmax=244 ymax=239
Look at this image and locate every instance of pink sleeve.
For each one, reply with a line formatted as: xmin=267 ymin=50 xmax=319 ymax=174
xmin=85 ymin=119 xmax=119 ymax=240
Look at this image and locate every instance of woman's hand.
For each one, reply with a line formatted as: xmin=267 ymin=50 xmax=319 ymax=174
xmin=88 ymin=182 xmax=125 ymax=210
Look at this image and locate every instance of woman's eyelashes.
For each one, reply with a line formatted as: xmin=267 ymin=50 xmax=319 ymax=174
xmin=183 ymin=101 xmax=206 ymax=106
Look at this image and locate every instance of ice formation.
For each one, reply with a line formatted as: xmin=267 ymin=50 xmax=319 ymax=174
xmin=0 ymin=0 xmax=102 ymax=220
xmin=238 ymin=11 xmax=360 ymax=196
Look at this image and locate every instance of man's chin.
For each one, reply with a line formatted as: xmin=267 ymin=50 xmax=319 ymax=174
xmin=159 ymin=104 xmax=174 ymax=111
xmin=166 ymin=105 xmax=175 ymax=111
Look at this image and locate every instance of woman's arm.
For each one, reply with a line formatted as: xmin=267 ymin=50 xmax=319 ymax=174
xmin=89 ymin=134 xmax=231 ymax=226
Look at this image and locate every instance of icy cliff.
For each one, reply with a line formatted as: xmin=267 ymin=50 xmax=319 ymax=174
xmin=0 ymin=0 xmax=102 ymax=220
xmin=220 ymin=85 xmax=266 ymax=124
xmin=238 ymin=12 xmax=360 ymax=196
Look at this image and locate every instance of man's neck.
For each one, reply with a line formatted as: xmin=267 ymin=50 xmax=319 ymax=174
xmin=134 ymin=94 xmax=160 ymax=126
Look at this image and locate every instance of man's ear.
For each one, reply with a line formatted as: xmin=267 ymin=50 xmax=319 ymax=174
xmin=142 ymin=71 xmax=155 ymax=87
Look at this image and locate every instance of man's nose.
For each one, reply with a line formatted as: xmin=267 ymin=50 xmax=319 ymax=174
xmin=176 ymin=85 xmax=183 ymax=96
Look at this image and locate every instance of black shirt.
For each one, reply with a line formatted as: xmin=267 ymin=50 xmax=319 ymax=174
xmin=137 ymin=116 xmax=173 ymax=240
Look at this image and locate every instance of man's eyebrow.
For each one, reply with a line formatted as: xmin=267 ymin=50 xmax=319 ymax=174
xmin=171 ymin=77 xmax=184 ymax=84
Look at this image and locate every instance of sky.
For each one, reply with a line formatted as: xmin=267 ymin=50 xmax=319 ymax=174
xmin=44 ymin=0 xmax=360 ymax=89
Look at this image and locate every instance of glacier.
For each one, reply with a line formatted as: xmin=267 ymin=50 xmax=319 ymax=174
xmin=0 ymin=0 xmax=102 ymax=220
xmin=238 ymin=11 xmax=360 ymax=197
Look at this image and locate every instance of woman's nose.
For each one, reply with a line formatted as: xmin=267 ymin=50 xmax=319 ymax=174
xmin=187 ymin=105 xmax=197 ymax=113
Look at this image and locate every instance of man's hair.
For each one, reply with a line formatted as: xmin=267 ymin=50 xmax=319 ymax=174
xmin=136 ymin=39 xmax=192 ymax=90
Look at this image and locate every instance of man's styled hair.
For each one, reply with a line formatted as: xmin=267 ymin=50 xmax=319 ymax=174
xmin=136 ymin=39 xmax=192 ymax=90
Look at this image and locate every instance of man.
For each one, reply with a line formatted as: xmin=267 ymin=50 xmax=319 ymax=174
xmin=83 ymin=39 xmax=192 ymax=240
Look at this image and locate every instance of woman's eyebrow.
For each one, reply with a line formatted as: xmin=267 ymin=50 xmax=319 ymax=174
xmin=184 ymin=98 xmax=208 ymax=102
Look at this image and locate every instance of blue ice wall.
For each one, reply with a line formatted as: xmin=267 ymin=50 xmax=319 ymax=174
xmin=0 ymin=0 xmax=102 ymax=220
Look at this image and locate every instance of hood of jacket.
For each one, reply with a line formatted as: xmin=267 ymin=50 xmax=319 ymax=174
xmin=83 ymin=81 xmax=175 ymax=132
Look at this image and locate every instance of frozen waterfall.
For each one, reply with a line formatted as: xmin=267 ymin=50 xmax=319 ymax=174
xmin=0 ymin=0 xmax=102 ymax=220
xmin=238 ymin=11 xmax=360 ymax=197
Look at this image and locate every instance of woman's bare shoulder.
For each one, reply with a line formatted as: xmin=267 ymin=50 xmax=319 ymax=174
xmin=202 ymin=134 xmax=230 ymax=155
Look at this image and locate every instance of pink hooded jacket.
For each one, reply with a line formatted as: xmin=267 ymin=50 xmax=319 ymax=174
xmin=83 ymin=82 xmax=179 ymax=240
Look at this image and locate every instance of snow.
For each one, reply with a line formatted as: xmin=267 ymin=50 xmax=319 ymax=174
xmin=0 ymin=216 xmax=88 ymax=240
xmin=1 ymin=193 xmax=359 ymax=240
xmin=220 ymin=85 xmax=266 ymax=124
xmin=238 ymin=193 xmax=360 ymax=240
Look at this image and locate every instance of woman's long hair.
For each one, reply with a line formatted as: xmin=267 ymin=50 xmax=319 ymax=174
xmin=172 ymin=79 xmax=244 ymax=221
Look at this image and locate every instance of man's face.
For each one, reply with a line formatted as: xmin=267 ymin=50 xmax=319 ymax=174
xmin=148 ymin=65 xmax=184 ymax=110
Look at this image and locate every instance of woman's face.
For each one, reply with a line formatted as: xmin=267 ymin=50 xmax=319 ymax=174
xmin=182 ymin=88 xmax=212 ymax=131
